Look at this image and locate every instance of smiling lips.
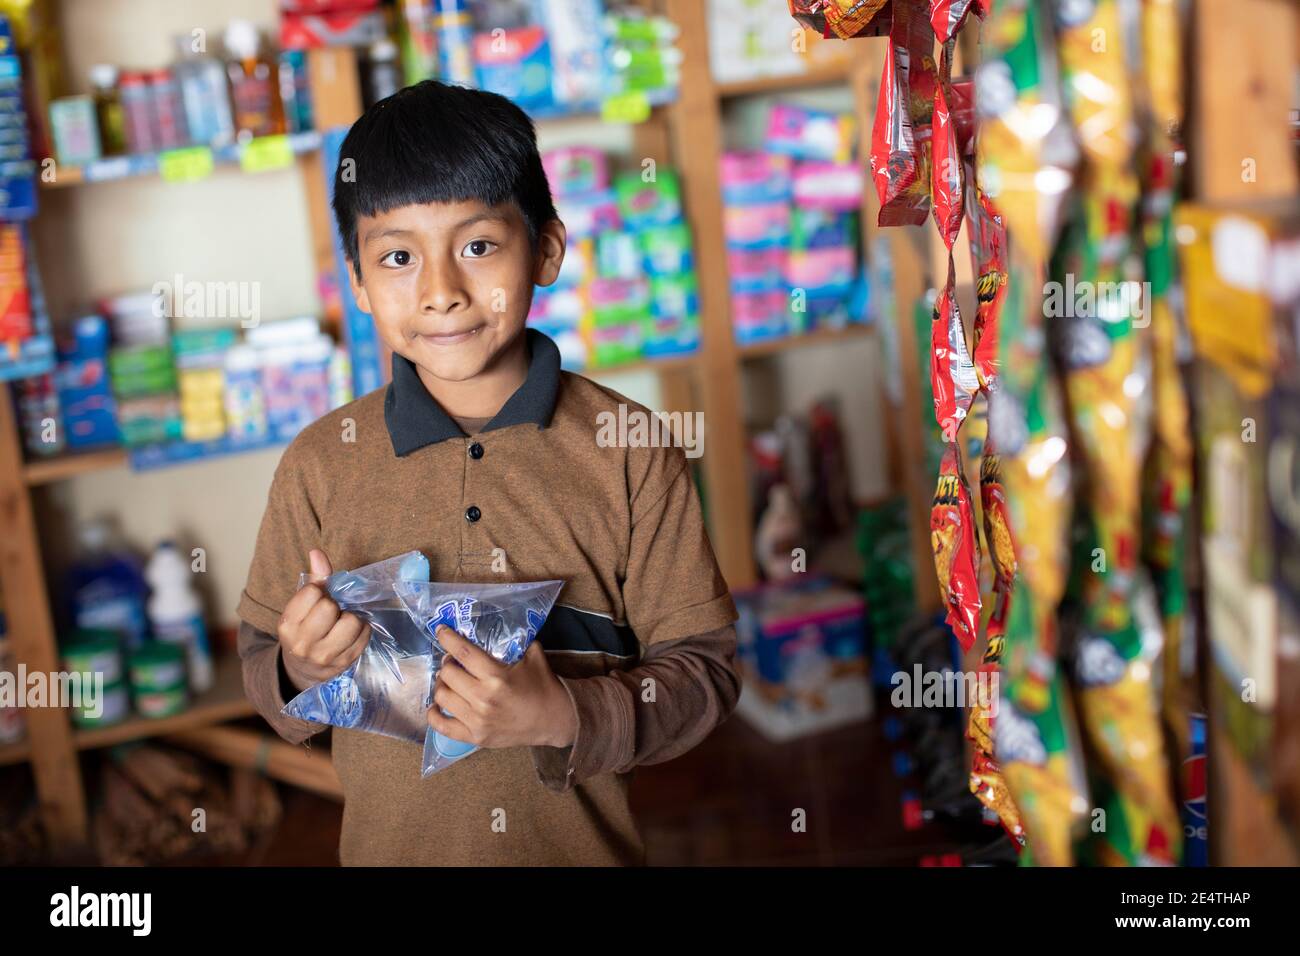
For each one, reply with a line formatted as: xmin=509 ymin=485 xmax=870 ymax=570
xmin=419 ymin=326 xmax=483 ymax=346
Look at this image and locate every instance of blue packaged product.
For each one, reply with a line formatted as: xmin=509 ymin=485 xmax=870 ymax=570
xmin=394 ymin=578 xmax=563 ymax=776
xmin=67 ymin=522 xmax=149 ymax=650
xmin=1182 ymin=712 xmax=1207 ymax=866
xmin=282 ymin=551 xmax=433 ymax=742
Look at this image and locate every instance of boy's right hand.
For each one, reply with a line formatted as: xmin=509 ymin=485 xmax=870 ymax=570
xmin=278 ymin=549 xmax=371 ymax=693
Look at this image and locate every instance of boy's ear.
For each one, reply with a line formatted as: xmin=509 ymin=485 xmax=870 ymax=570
xmin=347 ymin=260 xmax=373 ymax=314
xmin=532 ymin=219 xmax=567 ymax=288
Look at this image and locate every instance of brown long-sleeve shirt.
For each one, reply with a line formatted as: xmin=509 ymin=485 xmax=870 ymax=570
xmin=236 ymin=333 xmax=741 ymax=865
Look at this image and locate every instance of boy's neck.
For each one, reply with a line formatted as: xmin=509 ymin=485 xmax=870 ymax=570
xmin=415 ymin=330 xmax=531 ymax=421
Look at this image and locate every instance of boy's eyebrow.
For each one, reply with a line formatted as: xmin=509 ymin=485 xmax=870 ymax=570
xmin=361 ymin=212 xmax=511 ymax=246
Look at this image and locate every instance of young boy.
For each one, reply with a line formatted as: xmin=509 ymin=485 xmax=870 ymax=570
xmin=236 ymin=81 xmax=741 ymax=866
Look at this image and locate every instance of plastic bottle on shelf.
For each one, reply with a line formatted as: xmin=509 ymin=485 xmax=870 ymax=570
xmin=66 ymin=520 xmax=149 ymax=651
xmin=118 ymin=71 xmax=157 ymax=154
xmin=224 ymin=19 xmax=286 ymax=141
xmin=365 ymin=39 xmax=402 ymax=107
xmin=147 ymin=69 xmax=188 ymax=150
xmin=144 ymin=541 xmax=213 ymax=694
xmin=433 ymin=0 xmax=475 ymax=87
xmin=88 ymin=64 xmax=127 ymax=156
xmin=277 ymin=48 xmax=313 ymax=134
xmin=172 ymin=35 xmax=235 ymax=148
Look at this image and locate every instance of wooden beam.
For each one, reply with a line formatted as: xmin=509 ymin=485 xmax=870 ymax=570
xmin=663 ymin=0 xmax=757 ymax=590
xmin=165 ymin=725 xmax=343 ymax=802
xmin=1191 ymin=0 xmax=1298 ymax=202
xmin=303 ymin=48 xmax=364 ymax=331
xmin=0 ymin=394 xmax=87 ymax=847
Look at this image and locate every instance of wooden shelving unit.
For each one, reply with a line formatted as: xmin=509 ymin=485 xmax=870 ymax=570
xmin=0 ymin=43 xmax=366 ymax=850
xmin=0 ymin=1 xmax=936 ymax=854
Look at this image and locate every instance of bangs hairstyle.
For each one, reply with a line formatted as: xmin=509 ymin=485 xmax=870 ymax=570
xmin=331 ymin=80 xmax=557 ymax=276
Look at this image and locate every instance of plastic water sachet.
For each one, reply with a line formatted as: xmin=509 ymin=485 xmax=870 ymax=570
xmin=281 ymin=550 xmax=432 ymax=742
xmin=393 ymin=579 xmax=564 ymax=777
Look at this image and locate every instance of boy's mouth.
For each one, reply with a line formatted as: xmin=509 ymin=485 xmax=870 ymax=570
xmin=417 ymin=325 xmax=484 ymax=347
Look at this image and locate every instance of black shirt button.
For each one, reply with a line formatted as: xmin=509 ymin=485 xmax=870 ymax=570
xmin=465 ymin=505 xmax=481 ymax=523
xmin=468 ymin=442 xmax=484 ymax=459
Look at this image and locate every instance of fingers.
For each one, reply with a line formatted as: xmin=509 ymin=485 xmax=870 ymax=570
xmin=434 ymin=625 xmax=500 ymax=679
xmin=308 ymin=548 xmax=333 ymax=582
xmin=432 ymin=680 xmax=474 ymax=723
xmin=281 ymin=579 xmax=328 ymax=626
xmin=315 ymin=617 xmax=369 ymax=666
xmin=427 ymin=704 xmax=475 ymax=744
xmin=296 ymin=595 xmax=342 ymax=650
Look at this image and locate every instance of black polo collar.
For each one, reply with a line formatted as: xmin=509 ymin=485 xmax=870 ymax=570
xmin=384 ymin=328 xmax=561 ymax=456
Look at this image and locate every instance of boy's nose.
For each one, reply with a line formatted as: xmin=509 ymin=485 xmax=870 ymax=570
xmin=421 ymin=260 xmax=469 ymax=314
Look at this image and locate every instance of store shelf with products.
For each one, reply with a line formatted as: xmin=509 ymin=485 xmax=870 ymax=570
xmin=41 ymin=130 xmax=325 ymax=189
xmin=0 ymin=651 xmax=252 ymax=768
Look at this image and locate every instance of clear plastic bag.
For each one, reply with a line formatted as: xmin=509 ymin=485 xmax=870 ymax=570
xmin=393 ymin=579 xmax=564 ymax=777
xmin=281 ymin=551 xmax=433 ymax=743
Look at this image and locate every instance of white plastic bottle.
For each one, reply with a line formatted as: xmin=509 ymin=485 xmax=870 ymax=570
xmin=145 ymin=541 xmax=213 ymax=693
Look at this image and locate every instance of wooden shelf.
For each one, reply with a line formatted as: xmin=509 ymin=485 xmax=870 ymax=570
xmin=716 ymin=63 xmax=852 ymax=99
xmin=72 ymin=653 xmax=254 ymax=752
xmin=0 ymin=653 xmax=253 ymax=767
xmin=23 ymin=447 xmax=128 ymax=486
xmin=738 ymin=323 xmax=874 ymax=359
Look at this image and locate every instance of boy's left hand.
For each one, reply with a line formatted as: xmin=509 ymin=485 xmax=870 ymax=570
xmin=428 ymin=625 xmax=578 ymax=750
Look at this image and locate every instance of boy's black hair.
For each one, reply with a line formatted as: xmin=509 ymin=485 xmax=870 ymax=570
xmin=331 ymin=80 xmax=557 ymax=276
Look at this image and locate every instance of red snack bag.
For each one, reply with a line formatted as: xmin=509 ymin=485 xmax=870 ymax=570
xmin=870 ymin=2 xmax=937 ymax=227
xmin=928 ymin=0 xmax=981 ymax=40
xmin=930 ymin=272 xmax=979 ymax=436
xmin=965 ymin=166 xmax=1008 ymax=390
xmin=931 ymin=79 xmax=964 ymax=248
xmin=931 ymin=443 xmax=981 ymax=650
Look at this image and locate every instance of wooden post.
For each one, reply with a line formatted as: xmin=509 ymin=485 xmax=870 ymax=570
xmin=1188 ymin=0 xmax=1299 ymax=867
xmin=302 ymin=48 xmax=364 ymax=329
xmin=663 ymin=0 xmax=757 ymax=590
xmin=0 ymin=396 xmax=87 ymax=847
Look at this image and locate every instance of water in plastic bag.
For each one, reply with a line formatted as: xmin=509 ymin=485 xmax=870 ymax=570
xmin=281 ymin=550 xmax=433 ymax=742
xmin=393 ymin=579 xmax=564 ymax=776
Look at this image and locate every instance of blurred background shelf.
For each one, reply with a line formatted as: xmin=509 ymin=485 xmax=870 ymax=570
xmin=738 ymin=323 xmax=874 ymax=360
xmin=0 ymin=654 xmax=251 ymax=766
xmin=23 ymin=446 xmax=129 ymax=486
xmin=40 ymin=130 xmax=324 ymax=188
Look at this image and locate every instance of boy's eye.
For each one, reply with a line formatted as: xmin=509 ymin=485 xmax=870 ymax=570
xmin=463 ymin=239 xmax=497 ymax=258
xmin=381 ymin=250 xmax=412 ymax=267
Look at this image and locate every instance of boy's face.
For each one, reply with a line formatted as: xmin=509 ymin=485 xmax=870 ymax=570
xmin=350 ymin=199 xmax=565 ymax=383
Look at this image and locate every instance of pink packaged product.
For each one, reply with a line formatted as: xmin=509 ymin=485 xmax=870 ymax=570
xmin=784 ymin=247 xmax=856 ymax=296
xmin=728 ymin=247 xmax=787 ymax=294
xmin=555 ymin=191 xmax=621 ymax=239
xmin=588 ymin=276 xmax=648 ymax=310
xmin=732 ymin=289 xmax=788 ymax=333
xmin=719 ymin=151 xmax=794 ymax=205
xmin=765 ymin=103 xmax=855 ymax=164
xmin=543 ymin=146 xmax=608 ymax=197
xmin=792 ymin=161 xmax=864 ymax=211
xmin=723 ymin=201 xmax=791 ymax=250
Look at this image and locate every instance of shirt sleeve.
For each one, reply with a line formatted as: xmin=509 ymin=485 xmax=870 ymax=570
xmin=619 ymin=444 xmax=738 ymax=646
xmin=236 ymin=450 xmax=328 ymax=745
xmin=236 ymin=451 xmax=321 ymax=637
xmin=237 ymin=620 xmax=329 ymax=745
xmin=530 ymin=624 xmax=742 ymax=792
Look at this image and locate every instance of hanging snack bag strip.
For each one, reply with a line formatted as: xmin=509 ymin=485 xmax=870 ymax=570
xmin=870 ymin=0 xmax=937 ymax=227
xmin=931 ymin=442 xmax=982 ymax=649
